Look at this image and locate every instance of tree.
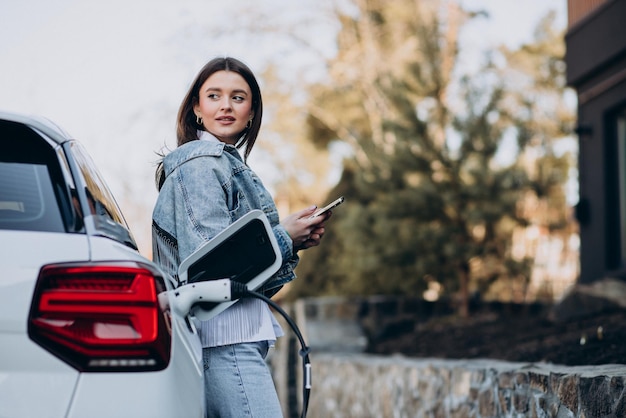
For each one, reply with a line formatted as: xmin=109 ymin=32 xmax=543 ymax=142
xmin=290 ymin=0 xmax=575 ymax=316
xmin=249 ymin=66 xmax=334 ymax=212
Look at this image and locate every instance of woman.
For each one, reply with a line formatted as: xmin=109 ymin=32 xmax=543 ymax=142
xmin=151 ymin=57 xmax=328 ymax=417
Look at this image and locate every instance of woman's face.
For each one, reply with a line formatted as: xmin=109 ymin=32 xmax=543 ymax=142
xmin=194 ymin=70 xmax=253 ymax=144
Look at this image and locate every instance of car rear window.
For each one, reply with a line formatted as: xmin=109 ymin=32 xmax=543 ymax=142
xmin=0 ymin=120 xmax=72 ymax=233
xmin=0 ymin=162 xmax=66 ymax=232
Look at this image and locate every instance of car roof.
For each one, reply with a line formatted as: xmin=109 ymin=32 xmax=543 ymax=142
xmin=0 ymin=110 xmax=73 ymax=145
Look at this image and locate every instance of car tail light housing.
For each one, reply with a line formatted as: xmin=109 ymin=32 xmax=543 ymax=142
xmin=28 ymin=262 xmax=172 ymax=372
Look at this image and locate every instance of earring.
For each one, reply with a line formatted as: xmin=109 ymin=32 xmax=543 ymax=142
xmin=196 ymin=115 xmax=203 ymax=125
xmin=246 ymin=118 xmax=253 ymax=129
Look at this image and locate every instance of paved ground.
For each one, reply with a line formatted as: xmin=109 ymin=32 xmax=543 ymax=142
xmin=369 ymin=307 xmax=626 ymax=366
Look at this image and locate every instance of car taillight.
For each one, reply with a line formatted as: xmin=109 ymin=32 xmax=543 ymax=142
xmin=28 ymin=262 xmax=172 ymax=372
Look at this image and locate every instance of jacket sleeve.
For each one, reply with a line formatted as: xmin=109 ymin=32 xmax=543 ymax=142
xmin=259 ymin=224 xmax=299 ymax=298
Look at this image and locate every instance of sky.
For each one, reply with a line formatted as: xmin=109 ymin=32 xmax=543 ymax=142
xmin=0 ymin=0 xmax=568 ymax=255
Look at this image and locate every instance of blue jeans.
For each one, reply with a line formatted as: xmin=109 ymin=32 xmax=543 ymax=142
xmin=203 ymin=341 xmax=283 ymax=418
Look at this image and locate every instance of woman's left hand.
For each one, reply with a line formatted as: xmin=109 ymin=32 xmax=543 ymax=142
xmin=281 ymin=205 xmax=330 ymax=251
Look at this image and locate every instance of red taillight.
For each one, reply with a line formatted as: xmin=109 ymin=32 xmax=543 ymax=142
xmin=28 ymin=262 xmax=171 ymax=372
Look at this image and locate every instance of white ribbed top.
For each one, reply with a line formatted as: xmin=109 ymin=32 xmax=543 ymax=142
xmin=197 ymin=298 xmax=283 ymax=347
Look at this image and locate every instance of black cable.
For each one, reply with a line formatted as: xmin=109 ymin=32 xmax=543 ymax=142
xmin=232 ymin=283 xmax=311 ymax=418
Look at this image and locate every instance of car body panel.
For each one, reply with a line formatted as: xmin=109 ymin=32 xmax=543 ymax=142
xmin=0 ymin=231 xmax=87 ymax=417
xmin=0 ymin=333 xmax=78 ymax=418
xmin=67 ymin=320 xmax=204 ymax=418
xmin=0 ymin=231 xmax=90 ymax=333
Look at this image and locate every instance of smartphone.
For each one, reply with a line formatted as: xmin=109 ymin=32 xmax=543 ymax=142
xmin=308 ymin=196 xmax=345 ymax=218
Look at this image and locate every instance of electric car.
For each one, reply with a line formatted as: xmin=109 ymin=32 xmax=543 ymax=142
xmin=0 ymin=112 xmax=205 ymax=418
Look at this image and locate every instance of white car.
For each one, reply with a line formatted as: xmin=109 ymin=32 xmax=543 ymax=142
xmin=0 ymin=112 xmax=205 ymax=418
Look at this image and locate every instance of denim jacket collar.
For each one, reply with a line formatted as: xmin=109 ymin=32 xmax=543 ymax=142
xmin=162 ymin=137 xmax=246 ymax=181
xmin=198 ymin=130 xmax=221 ymax=144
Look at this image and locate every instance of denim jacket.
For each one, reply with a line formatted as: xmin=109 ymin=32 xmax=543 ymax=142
xmin=151 ymin=136 xmax=298 ymax=297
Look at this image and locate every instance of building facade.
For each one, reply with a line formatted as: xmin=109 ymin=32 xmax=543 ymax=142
xmin=565 ymin=0 xmax=626 ymax=283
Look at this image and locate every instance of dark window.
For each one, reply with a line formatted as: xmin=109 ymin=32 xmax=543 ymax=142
xmin=0 ymin=163 xmax=65 ymax=232
xmin=606 ymin=105 xmax=626 ymax=270
xmin=617 ymin=110 xmax=626 ymax=265
xmin=0 ymin=120 xmax=79 ymax=233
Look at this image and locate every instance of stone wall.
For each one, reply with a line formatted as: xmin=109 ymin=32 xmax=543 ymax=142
xmin=303 ymin=354 xmax=626 ymax=417
xmin=269 ymin=297 xmax=626 ymax=418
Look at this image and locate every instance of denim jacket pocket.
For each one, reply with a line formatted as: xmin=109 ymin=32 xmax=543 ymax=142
xmin=228 ymin=190 xmax=251 ymax=222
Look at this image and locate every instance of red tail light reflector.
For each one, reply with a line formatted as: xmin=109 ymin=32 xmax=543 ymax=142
xmin=28 ymin=262 xmax=171 ymax=372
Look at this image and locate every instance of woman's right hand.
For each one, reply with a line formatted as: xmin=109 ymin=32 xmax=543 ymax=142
xmin=281 ymin=205 xmax=331 ymax=251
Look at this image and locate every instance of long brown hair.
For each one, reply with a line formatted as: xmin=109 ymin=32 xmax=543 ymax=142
xmin=155 ymin=57 xmax=263 ymax=190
